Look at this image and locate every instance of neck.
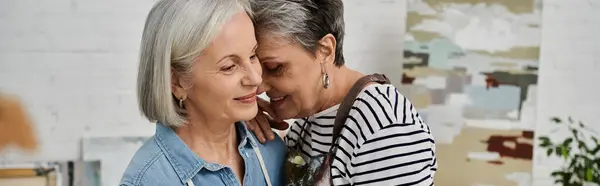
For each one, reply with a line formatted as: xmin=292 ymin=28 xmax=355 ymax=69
xmin=175 ymin=115 xmax=239 ymax=160
xmin=316 ymin=66 xmax=364 ymax=113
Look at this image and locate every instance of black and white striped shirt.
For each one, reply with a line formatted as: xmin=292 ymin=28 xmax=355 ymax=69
xmin=285 ymin=84 xmax=438 ymax=185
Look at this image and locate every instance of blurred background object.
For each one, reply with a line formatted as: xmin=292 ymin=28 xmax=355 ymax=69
xmin=0 ymin=93 xmax=37 ymax=153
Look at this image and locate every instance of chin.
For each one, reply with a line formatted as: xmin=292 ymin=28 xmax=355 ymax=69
xmin=234 ymin=104 xmax=259 ymax=121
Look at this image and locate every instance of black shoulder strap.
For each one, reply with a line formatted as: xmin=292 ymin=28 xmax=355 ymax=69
xmin=313 ymin=73 xmax=391 ymax=184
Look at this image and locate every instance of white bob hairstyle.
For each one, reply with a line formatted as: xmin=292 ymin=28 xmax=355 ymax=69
xmin=137 ymin=0 xmax=253 ymax=127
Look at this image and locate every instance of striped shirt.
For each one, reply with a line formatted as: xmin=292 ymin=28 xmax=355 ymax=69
xmin=285 ymin=84 xmax=438 ymax=185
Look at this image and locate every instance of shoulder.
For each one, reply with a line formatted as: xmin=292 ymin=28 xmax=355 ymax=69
xmin=258 ymin=132 xmax=287 ymax=151
xmin=346 ymin=84 xmax=428 ymax=140
xmin=347 ymin=83 xmax=434 ymax=151
xmin=254 ymin=131 xmax=288 ymax=166
xmin=119 ymin=136 xmax=178 ymax=185
xmin=242 ymin=119 xmax=287 ymax=157
xmin=340 ymin=83 xmax=437 ymax=185
xmin=349 ymin=83 xmax=403 ymax=127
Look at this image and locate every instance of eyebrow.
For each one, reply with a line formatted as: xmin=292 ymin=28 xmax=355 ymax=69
xmin=260 ymin=56 xmax=278 ymax=61
xmin=217 ymin=55 xmax=235 ymax=65
xmin=217 ymin=44 xmax=259 ymax=64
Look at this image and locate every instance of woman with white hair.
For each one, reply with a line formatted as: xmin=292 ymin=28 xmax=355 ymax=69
xmin=119 ymin=0 xmax=286 ymax=185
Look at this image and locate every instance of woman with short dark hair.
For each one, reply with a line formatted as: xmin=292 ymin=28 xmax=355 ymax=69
xmin=246 ymin=0 xmax=438 ymax=185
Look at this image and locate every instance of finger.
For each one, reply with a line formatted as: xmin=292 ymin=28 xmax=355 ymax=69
xmin=269 ymin=119 xmax=289 ymax=130
xmin=261 ymin=110 xmax=288 ymax=130
xmin=256 ymin=114 xmax=275 ymax=141
xmin=249 ymin=119 xmax=266 ymax=143
xmin=245 ymin=120 xmax=254 ymax=131
xmin=262 ymin=111 xmax=288 ymax=132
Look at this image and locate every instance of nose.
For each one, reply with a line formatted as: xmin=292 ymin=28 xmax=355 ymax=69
xmin=242 ymin=64 xmax=262 ymax=87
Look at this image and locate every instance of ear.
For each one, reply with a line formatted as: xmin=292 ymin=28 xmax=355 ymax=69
xmin=316 ymin=34 xmax=336 ymax=65
xmin=171 ymin=68 xmax=186 ymax=99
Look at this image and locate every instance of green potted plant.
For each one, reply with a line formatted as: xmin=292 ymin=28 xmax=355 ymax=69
xmin=538 ymin=117 xmax=600 ymax=186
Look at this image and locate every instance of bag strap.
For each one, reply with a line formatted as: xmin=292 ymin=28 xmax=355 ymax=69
xmin=314 ymin=73 xmax=391 ymax=183
xmin=253 ymin=145 xmax=273 ymax=186
xmin=331 ymin=73 xmax=390 ymax=146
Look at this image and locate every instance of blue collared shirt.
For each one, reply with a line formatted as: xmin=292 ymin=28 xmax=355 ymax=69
xmin=120 ymin=122 xmax=286 ymax=186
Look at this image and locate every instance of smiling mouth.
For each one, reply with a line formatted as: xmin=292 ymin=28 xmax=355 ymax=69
xmin=234 ymin=93 xmax=256 ymax=101
xmin=270 ymin=95 xmax=287 ymax=102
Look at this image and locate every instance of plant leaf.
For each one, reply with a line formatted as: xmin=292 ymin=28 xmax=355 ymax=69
xmin=551 ymin=171 xmax=562 ymax=176
xmin=563 ymin=138 xmax=573 ymax=146
xmin=564 ymin=172 xmax=573 ymax=183
xmin=586 ymin=168 xmax=593 ymax=181
xmin=539 ymin=136 xmax=552 ymax=147
xmin=551 ymin=117 xmax=562 ymax=124
xmin=572 ymin=129 xmax=579 ymax=139
xmin=592 ymin=145 xmax=600 ymax=155
xmin=578 ymin=141 xmax=590 ymax=153
xmin=568 ymin=116 xmax=573 ymax=123
xmin=555 ymin=146 xmax=563 ymax=158
xmin=547 ymin=148 xmax=554 ymax=156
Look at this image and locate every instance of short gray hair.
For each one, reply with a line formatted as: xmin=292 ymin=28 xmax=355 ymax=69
xmin=137 ymin=0 xmax=252 ymax=127
xmin=250 ymin=0 xmax=346 ymax=66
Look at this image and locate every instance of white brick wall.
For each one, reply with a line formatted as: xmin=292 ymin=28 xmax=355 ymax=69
xmin=533 ymin=0 xmax=600 ymax=185
xmin=0 ymin=0 xmax=157 ymax=162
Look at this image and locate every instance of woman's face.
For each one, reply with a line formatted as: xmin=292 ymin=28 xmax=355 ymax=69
xmin=174 ymin=11 xmax=262 ymax=123
xmin=256 ymin=37 xmax=327 ymax=119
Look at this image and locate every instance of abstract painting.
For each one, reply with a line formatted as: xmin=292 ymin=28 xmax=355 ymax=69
xmin=402 ymin=0 xmax=542 ymax=185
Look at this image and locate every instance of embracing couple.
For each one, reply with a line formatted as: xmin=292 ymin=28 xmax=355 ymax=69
xmin=119 ymin=0 xmax=438 ymax=185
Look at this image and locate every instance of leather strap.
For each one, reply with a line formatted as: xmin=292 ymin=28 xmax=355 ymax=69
xmin=331 ymin=73 xmax=390 ymax=146
xmin=314 ymin=73 xmax=391 ymax=184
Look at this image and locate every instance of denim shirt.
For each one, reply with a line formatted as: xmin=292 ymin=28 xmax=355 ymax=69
xmin=120 ymin=122 xmax=286 ymax=186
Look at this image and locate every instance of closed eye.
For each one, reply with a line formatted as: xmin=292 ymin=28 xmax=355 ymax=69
xmin=221 ymin=65 xmax=237 ymax=72
xmin=266 ymin=64 xmax=281 ymax=72
xmin=265 ymin=64 xmax=285 ymax=76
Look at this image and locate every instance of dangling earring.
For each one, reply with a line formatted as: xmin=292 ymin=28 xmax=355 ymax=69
xmin=321 ymin=62 xmax=329 ymax=89
xmin=322 ymin=73 xmax=329 ymax=89
xmin=179 ymin=96 xmax=185 ymax=108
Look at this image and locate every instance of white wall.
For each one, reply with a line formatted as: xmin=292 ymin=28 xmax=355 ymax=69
xmin=532 ymin=0 xmax=600 ymax=185
xmin=344 ymin=0 xmax=406 ymax=87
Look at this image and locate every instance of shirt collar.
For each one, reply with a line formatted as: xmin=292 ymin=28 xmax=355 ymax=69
xmin=154 ymin=121 xmax=258 ymax=184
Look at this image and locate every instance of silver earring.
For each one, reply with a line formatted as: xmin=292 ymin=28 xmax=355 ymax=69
xmin=322 ymin=73 xmax=329 ymax=89
xmin=179 ymin=97 xmax=185 ymax=108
